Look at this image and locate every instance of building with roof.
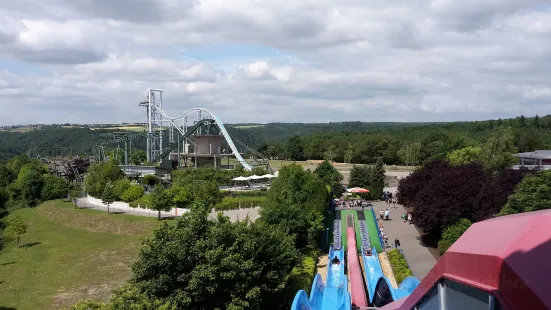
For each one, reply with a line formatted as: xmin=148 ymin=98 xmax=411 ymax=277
xmin=380 ymin=209 xmax=551 ymax=310
xmin=513 ymin=150 xmax=551 ymax=170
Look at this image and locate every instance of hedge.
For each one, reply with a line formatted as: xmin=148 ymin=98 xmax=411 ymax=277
xmin=287 ymin=250 xmax=318 ymax=294
xmin=221 ymin=190 xmax=268 ymax=197
xmin=438 ymin=218 xmax=472 ymax=254
xmin=387 ymin=248 xmax=413 ymax=284
xmin=214 ymin=196 xmax=265 ymax=211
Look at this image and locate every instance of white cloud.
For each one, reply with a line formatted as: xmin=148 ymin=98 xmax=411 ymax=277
xmin=0 ymin=0 xmax=550 ymax=125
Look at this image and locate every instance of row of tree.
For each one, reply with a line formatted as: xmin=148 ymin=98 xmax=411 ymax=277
xmin=257 ymin=116 xmax=551 ymax=164
xmin=74 ymin=161 xmax=338 ymax=309
xmin=348 ymin=159 xmax=385 ymax=200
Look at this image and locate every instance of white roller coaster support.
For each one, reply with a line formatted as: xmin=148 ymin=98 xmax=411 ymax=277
xmin=152 ymin=106 xmax=253 ymax=171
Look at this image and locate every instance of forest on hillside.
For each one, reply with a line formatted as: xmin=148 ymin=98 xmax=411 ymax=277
xmin=0 ymin=115 xmax=549 ymax=164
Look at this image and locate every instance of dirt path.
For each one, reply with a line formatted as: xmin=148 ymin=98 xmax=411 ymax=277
xmin=378 ymin=252 xmax=398 ymax=288
xmin=317 ymin=254 xmax=328 ymax=283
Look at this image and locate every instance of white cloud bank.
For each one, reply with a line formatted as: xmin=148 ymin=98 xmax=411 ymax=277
xmin=0 ymin=0 xmax=550 ymax=125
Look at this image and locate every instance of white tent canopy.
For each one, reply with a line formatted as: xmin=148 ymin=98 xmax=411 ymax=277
xmin=260 ymin=174 xmax=276 ymax=179
xmin=248 ymin=175 xmax=263 ymax=180
xmin=232 ymin=176 xmax=249 ymax=181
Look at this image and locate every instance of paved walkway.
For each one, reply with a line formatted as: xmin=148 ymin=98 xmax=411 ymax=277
xmin=372 ymin=201 xmax=436 ymax=279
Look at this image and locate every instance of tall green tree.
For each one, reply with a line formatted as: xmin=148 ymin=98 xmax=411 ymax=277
xmin=85 ymin=161 xmax=125 ymax=197
xmin=150 ymin=185 xmax=173 ymax=220
xmin=314 ymin=160 xmax=344 ymax=197
xmin=286 ymin=136 xmax=305 ymax=161
xmin=101 ymin=181 xmax=117 ymax=214
xmin=41 ymin=174 xmax=69 ymax=201
xmin=499 ymin=170 xmax=551 ymax=216
xmin=261 ymin=163 xmax=328 ymax=251
xmin=447 ymin=146 xmax=485 ymax=166
xmin=5 ymin=214 xmax=28 ymax=247
xmin=131 ymin=206 xmax=299 ymax=309
xmin=132 ymin=150 xmax=147 ymax=165
xmin=484 ymin=127 xmax=517 ymax=171
xmin=17 ymin=167 xmax=45 ymax=206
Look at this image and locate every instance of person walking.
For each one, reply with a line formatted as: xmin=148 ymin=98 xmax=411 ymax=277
xmin=384 ymin=208 xmax=390 ymax=221
xmin=394 ymin=238 xmax=400 ymax=249
xmin=408 ymin=213 xmax=412 ymax=223
xmin=392 ymin=197 xmax=397 ymax=209
xmin=383 ymin=233 xmax=389 ymax=248
xmin=402 ymin=212 xmax=407 ymax=223
xmin=380 ymin=209 xmax=384 ymax=220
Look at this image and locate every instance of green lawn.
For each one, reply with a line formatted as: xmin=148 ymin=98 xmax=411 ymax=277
xmin=340 ymin=210 xmax=348 ymax=251
xmin=0 ymin=201 xmax=166 ymax=310
xmin=364 ymin=210 xmax=383 ymax=252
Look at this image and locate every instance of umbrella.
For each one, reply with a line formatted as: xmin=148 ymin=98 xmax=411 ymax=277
xmin=248 ymin=175 xmax=263 ymax=180
xmin=260 ymin=174 xmax=276 ymax=179
xmin=347 ymin=187 xmax=370 ymax=193
xmin=232 ymin=176 xmax=249 ymax=181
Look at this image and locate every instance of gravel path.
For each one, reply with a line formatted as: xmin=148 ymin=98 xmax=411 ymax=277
xmin=378 ymin=252 xmax=398 ymax=288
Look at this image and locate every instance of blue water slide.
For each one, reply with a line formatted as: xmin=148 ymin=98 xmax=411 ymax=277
xmin=361 ymin=246 xmax=421 ymax=305
xmin=291 ymin=246 xmax=351 ymax=310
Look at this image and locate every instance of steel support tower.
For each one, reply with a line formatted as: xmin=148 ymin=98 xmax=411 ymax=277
xmin=139 ymin=89 xmax=164 ymax=162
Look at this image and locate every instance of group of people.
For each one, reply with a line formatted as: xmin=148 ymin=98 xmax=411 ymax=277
xmin=379 ymin=208 xmax=391 ymax=221
xmin=382 ymin=191 xmax=398 ymax=209
xmin=402 ymin=212 xmax=413 ymax=223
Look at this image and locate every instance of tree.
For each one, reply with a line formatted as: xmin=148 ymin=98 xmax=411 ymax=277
xmin=5 ymin=214 xmax=28 ymax=247
xmin=370 ymin=158 xmax=385 ymax=200
xmin=261 ymin=164 xmax=328 ymax=251
xmin=120 ymin=185 xmax=145 ymax=203
xmin=41 ymin=174 xmax=69 ymax=201
xmin=348 ymin=161 xmax=383 ymax=200
xmin=484 ymin=127 xmax=517 ymax=171
xmin=409 ymin=162 xmax=487 ymax=236
xmin=286 ymin=136 xmax=305 ymax=161
xmin=85 ymin=161 xmax=125 ymax=197
xmin=131 ymin=206 xmax=299 ymax=309
xmin=0 ymin=164 xmax=15 ymax=187
xmin=112 ymin=179 xmax=131 ymax=200
xmin=131 ymin=150 xmax=147 ymax=165
xmin=101 ymin=181 xmax=117 ymax=214
xmin=69 ymin=187 xmax=81 ymax=208
xmin=533 ymin=115 xmax=541 ymax=128
xmin=150 ymin=185 xmax=172 ymax=220
xmin=314 ymin=160 xmax=344 ymax=198
xmin=471 ymin=169 xmax=532 ymax=221
xmin=18 ymin=168 xmax=45 ymax=206
xmin=446 ymin=146 xmax=484 ymax=166
xmin=344 ymin=146 xmax=353 ymax=164
xmin=323 ymin=145 xmax=337 ymax=162
xmin=438 ymin=218 xmax=472 ymax=254
xmin=499 ymin=170 xmax=551 ymax=216
xmin=398 ymin=143 xmax=421 ymax=166
xmin=518 ymin=115 xmax=527 ymax=127
xmin=167 ymin=186 xmax=191 ymax=209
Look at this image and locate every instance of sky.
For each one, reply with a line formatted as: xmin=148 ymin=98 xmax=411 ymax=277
xmin=0 ymin=0 xmax=550 ymax=125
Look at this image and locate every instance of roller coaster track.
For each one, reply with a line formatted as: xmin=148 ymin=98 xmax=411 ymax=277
xmin=157 ymin=119 xmax=207 ymax=160
xmin=152 ymin=107 xmax=254 ymax=171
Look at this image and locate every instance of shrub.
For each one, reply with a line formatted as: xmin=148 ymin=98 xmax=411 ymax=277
xmin=438 ymin=218 xmax=472 ymax=255
xmin=286 ymin=251 xmax=318 ymax=295
xmin=112 ymin=179 xmax=131 ymax=200
xmin=499 ymin=170 xmax=551 ymax=216
xmin=387 ymin=249 xmax=413 ymax=284
xmin=221 ymin=190 xmax=267 ymax=197
xmin=215 ymin=196 xmax=265 ymax=211
xmin=130 ymin=194 xmax=152 ymax=209
xmin=121 ymin=185 xmax=145 ymax=203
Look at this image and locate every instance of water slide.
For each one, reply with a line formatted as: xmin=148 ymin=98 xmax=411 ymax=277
xmin=346 ymin=225 xmax=368 ymax=308
xmin=291 ymin=212 xmax=351 ymax=310
xmin=360 ymin=208 xmax=420 ymax=307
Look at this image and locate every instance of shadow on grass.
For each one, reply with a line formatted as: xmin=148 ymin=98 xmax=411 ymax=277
xmin=21 ymin=242 xmax=41 ymax=248
xmin=0 ymin=262 xmax=15 ymax=266
xmin=0 ymin=306 xmax=17 ymax=310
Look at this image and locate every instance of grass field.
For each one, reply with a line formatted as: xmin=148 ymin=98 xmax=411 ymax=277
xmin=364 ymin=210 xmax=383 ymax=253
xmin=0 ymin=201 xmax=166 ymax=310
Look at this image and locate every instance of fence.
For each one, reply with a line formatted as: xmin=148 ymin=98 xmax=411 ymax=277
xmin=76 ymin=197 xmax=187 ymax=219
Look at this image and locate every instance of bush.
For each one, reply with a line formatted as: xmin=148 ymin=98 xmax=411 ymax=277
xmin=112 ymin=179 xmax=131 ymax=200
xmin=41 ymin=174 xmax=69 ymax=201
xmin=499 ymin=170 xmax=551 ymax=216
xmin=215 ymin=196 xmax=265 ymax=211
xmin=286 ymin=251 xmax=318 ymax=295
xmin=130 ymin=194 xmax=152 ymax=209
xmin=121 ymin=185 xmax=145 ymax=203
xmin=387 ymin=249 xmax=413 ymax=284
xmin=438 ymin=218 xmax=472 ymax=254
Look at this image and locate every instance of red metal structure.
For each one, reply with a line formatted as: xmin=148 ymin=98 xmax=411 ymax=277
xmin=346 ymin=227 xmax=368 ymax=308
xmin=381 ymin=209 xmax=551 ymax=309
